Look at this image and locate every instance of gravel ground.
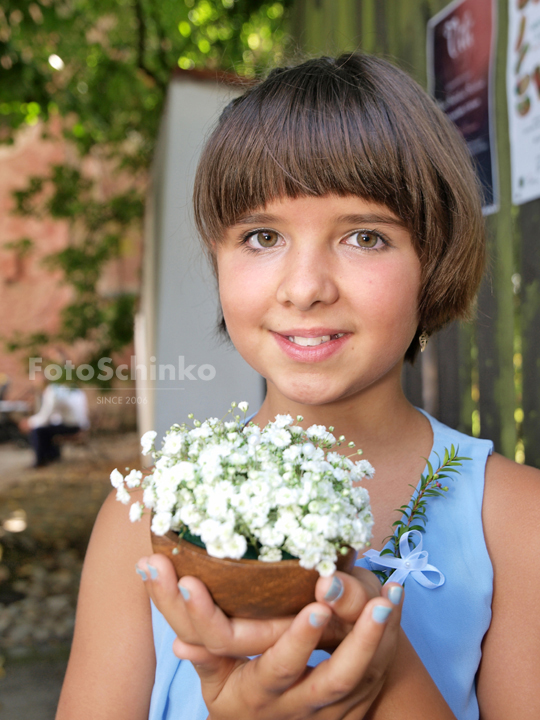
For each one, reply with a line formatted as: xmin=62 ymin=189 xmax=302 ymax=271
xmin=0 ymin=432 xmax=141 ymax=718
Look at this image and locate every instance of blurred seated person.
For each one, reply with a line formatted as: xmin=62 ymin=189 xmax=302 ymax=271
xmin=19 ymin=382 xmax=90 ymax=468
xmin=0 ymin=372 xmax=10 ymax=400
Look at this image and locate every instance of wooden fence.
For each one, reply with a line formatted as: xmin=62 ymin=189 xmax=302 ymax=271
xmin=288 ymin=0 xmax=540 ymax=467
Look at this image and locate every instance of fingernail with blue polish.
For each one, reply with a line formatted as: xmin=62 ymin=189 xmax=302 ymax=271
xmin=147 ymin=564 xmax=159 ymax=581
xmin=178 ymin=584 xmax=190 ymax=601
xmin=372 ymin=605 xmax=392 ymax=624
xmin=324 ymin=576 xmax=344 ymax=603
xmin=387 ymin=586 xmax=403 ymax=606
xmin=135 ymin=565 xmax=148 ymax=581
xmin=309 ymin=612 xmax=329 ymax=628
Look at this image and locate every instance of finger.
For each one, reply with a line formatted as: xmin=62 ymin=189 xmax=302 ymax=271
xmin=180 ymin=575 xmax=294 ymax=657
xmin=309 ymin=596 xmax=397 ymax=706
xmin=382 ymin=581 xmax=404 ymax=609
xmin=172 ymin=637 xmax=224 ymax=667
xmin=135 ymin=554 xmax=197 ymax=643
xmin=316 ymin=567 xmax=381 ymax=624
xmin=172 ymin=637 xmax=242 ymax=704
xmin=254 ymin=602 xmax=331 ymax=695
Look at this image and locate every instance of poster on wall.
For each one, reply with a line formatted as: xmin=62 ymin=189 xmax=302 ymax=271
xmin=427 ymin=0 xmax=499 ymax=214
xmin=507 ymin=0 xmax=540 ymax=205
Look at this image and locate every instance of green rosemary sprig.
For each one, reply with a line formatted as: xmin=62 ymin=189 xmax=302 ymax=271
xmin=372 ymin=445 xmax=470 ymax=584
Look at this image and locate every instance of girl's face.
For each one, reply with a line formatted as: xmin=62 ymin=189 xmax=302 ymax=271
xmin=215 ymin=194 xmax=421 ymax=409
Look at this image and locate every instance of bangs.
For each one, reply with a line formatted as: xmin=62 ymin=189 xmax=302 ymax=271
xmin=195 ymin=56 xmax=428 ymax=242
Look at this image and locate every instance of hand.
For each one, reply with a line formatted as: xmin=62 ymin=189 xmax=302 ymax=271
xmin=136 ymin=554 xmax=383 ymax=657
xmin=18 ymin=417 xmax=30 ymax=433
xmin=136 ymin=554 xmax=403 ymax=719
xmin=175 ymin=593 xmax=400 ymax=720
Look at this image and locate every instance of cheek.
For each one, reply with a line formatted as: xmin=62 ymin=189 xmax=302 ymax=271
xmin=217 ymin=259 xmax=269 ymax=339
xmin=354 ymin=260 xmax=421 ymax=332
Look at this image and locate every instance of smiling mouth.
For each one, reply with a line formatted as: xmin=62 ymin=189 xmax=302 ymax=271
xmin=286 ymin=333 xmax=345 ymax=347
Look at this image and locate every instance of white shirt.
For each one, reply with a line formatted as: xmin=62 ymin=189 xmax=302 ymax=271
xmin=28 ymin=385 xmax=90 ymax=430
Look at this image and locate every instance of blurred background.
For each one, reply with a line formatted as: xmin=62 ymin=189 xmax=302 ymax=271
xmin=0 ymin=0 xmax=538 ymax=717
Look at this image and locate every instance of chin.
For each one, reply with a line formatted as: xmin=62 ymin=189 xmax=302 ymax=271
xmin=277 ymin=379 xmax=344 ymax=407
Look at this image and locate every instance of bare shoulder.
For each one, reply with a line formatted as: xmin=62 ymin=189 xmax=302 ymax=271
xmin=483 ymin=451 xmax=540 ymax=545
xmin=477 ymin=453 xmax=540 ymax=719
xmin=57 ymin=490 xmax=155 ymax=720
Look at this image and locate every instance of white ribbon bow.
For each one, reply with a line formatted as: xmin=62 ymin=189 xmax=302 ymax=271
xmin=363 ymin=530 xmax=445 ymax=589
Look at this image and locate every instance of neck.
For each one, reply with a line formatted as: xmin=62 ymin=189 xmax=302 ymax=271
xmin=252 ymin=364 xmax=427 ymax=460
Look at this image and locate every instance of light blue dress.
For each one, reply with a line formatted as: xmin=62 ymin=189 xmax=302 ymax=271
xmin=148 ymin=412 xmax=493 ymax=720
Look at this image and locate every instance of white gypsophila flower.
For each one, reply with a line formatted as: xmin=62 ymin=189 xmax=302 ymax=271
xmin=301 ymin=441 xmax=316 ymax=458
xmin=228 ymin=451 xmax=248 ymax=466
xmin=316 ymin=558 xmax=337 ymax=577
xmin=332 ymin=467 xmax=348 ymax=482
xmin=238 ymin=401 xmax=249 ymax=413
xmin=116 ymin=485 xmax=131 ymax=504
xmin=154 ymin=456 xmax=170 ymax=471
xmin=206 ymin=490 xmax=231 ymax=521
xmin=129 ymin=501 xmax=144 ymax=522
xmin=188 ymin=424 xmax=213 ymax=440
xmin=355 ymin=459 xmax=375 ymax=479
xmin=273 ymin=414 xmax=293 ymax=428
xmin=242 ymin=422 xmax=260 ymax=436
xmin=154 ymin=488 xmax=177 ymax=514
xmin=222 ymin=533 xmax=247 ymax=559
xmin=306 ymin=424 xmax=327 ymax=439
xmin=125 ymin=469 xmax=143 ymax=488
xmin=162 ymin=432 xmax=184 ymax=456
xmin=178 ymin=504 xmax=204 ymax=530
xmin=275 ymin=486 xmax=300 ymax=506
xmin=351 ymin=486 xmax=371 ymax=509
xmin=283 ymin=444 xmax=302 ymax=462
xmin=275 ymin=509 xmax=301 ymax=536
xmin=326 ymin=451 xmax=343 ymax=466
xmin=289 ymin=425 xmax=304 ymax=436
xmin=256 ymin=525 xmax=285 ymax=548
xmin=110 ymin=468 xmax=124 ymax=489
xmin=151 ymin=511 xmax=172 ymax=536
xmin=199 ymin=518 xmax=233 ymax=545
xmin=141 ymin=430 xmax=157 ymax=455
xmin=298 ymin=549 xmax=323 ymax=570
xmin=306 ymin=425 xmax=335 ymax=445
xmin=259 ymin=546 xmax=282 ymax=562
xmin=142 ymin=484 xmax=156 ymax=509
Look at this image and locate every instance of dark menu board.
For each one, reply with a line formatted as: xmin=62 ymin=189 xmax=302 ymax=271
xmin=428 ymin=0 xmax=499 ymax=214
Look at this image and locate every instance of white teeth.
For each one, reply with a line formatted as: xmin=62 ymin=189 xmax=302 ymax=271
xmin=287 ymin=333 xmax=344 ymax=347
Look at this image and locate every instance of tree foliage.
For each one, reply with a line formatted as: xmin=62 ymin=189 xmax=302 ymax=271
xmin=1 ymin=0 xmax=292 ymax=380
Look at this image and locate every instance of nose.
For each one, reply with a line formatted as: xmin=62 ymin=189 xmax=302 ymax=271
xmin=276 ymin=245 xmax=339 ymax=310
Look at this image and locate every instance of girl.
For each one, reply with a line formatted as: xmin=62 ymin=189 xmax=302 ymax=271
xmin=57 ymin=54 xmax=540 ymax=720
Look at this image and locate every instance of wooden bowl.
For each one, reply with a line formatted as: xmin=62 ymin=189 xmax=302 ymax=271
xmin=151 ymin=531 xmax=357 ymax=618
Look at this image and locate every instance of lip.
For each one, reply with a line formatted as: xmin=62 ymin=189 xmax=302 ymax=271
xmin=271 ymin=330 xmax=351 ymax=363
xmin=275 ymin=328 xmax=349 ymax=338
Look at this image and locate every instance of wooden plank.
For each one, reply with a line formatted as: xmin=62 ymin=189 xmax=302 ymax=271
xmin=477 ymin=262 xmax=502 ymax=450
xmin=519 ymin=199 xmax=540 ymax=468
xmin=458 ymin=321 xmax=475 ymax=436
xmin=435 ymin=323 xmax=462 ymax=430
xmin=485 ymin=0 xmax=516 ymax=458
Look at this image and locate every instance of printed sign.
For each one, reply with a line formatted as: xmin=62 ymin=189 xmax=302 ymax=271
xmin=428 ymin=0 xmax=499 ymax=214
xmin=507 ymin=0 xmax=540 ymax=204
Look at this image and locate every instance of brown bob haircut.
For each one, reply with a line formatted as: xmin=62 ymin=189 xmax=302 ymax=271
xmin=193 ymin=53 xmax=486 ymax=361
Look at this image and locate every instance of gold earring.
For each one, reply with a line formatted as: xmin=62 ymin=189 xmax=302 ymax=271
xmin=419 ymin=331 xmax=429 ymax=353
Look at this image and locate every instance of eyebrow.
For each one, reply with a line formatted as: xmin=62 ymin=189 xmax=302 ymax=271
xmin=232 ymin=212 xmax=408 ymax=229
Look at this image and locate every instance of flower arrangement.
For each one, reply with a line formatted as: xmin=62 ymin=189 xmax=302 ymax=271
xmin=111 ymin=402 xmax=375 ymax=577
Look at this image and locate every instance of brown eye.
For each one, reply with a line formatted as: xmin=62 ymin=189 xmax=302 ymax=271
xmin=249 ymin=230 xmax=280 ymax=248
xmin=347 ymin=231 xmax=384 ymax=249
